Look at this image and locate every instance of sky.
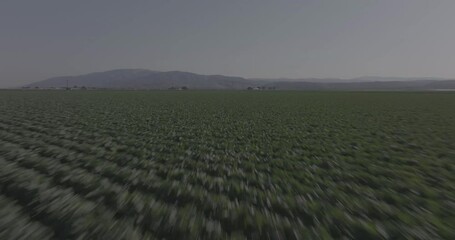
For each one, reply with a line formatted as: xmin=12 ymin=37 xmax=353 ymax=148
xmin=1 ymin=0 xmax=455 ymax=88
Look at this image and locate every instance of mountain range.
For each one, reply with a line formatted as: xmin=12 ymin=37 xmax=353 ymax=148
xmin=25 ymin=69 xmax=455 ymax=90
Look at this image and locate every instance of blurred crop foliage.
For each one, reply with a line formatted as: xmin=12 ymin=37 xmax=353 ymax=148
xmin=0 ymin=90 xmax=454 ymax=239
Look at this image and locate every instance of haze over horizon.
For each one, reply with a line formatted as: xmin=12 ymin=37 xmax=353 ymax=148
xmin=1 ymin=0 xmax=455 ymax=88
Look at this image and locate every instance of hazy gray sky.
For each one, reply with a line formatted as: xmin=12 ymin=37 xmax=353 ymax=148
xmin=1 ymin=0 xmax=455 ymax=87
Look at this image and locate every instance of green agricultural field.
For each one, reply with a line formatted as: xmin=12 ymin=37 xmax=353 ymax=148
xmin=0 ymin=90 xmax=454 ymax=239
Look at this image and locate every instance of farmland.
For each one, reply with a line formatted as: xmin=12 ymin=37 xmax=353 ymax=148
xmin=0 ymin=90 xmax=454 ymax=239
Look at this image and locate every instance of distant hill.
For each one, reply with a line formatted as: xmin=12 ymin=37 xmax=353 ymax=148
xmin=26 ymin=69 xmax=455 ymax=90
xmin=264 ymin=80 xmax=450 ymax=90
xmin=251 ymin=76 xmax=447 ymax=83
xmin=26 ymin=69 xmax=252 ymax=90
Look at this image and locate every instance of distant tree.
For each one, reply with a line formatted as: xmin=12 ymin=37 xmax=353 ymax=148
xmin=247 ymin=87 xmax=253 ymax=90
xmin=181 ymin=86 xmax=188 ymax=90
